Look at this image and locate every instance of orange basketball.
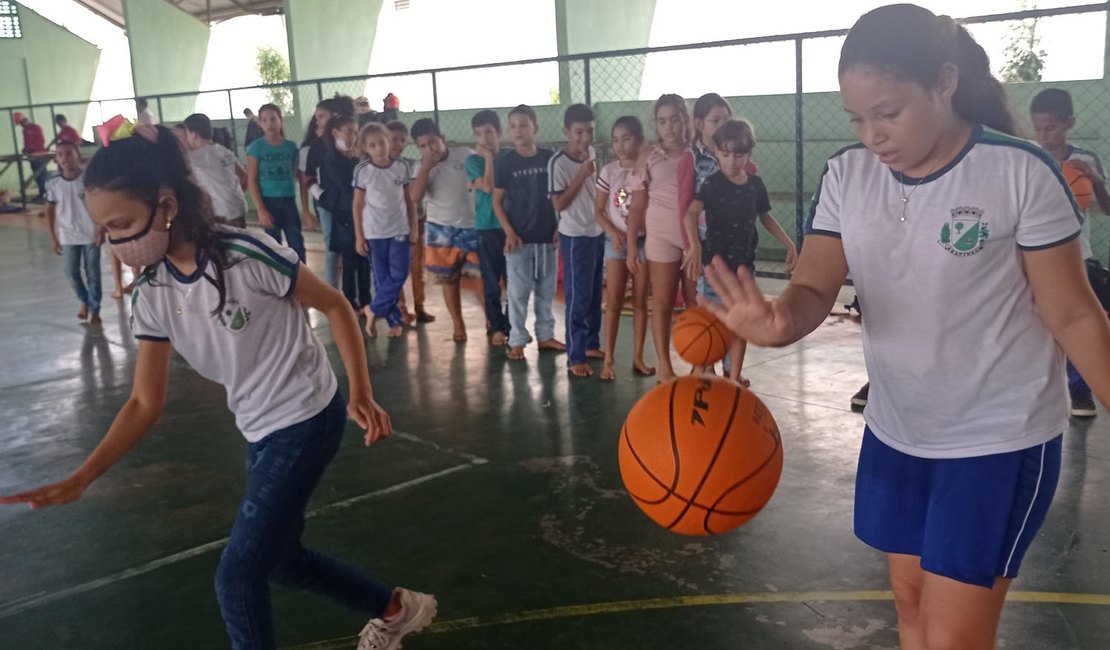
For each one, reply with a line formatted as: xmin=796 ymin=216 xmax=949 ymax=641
xmin=1064 ymin=162 xmax=1094 ymax=211
xmin=619 ymin=376 xmax=783 ymax=536
xmin=673 ymin=306 xmax=733 ymax=365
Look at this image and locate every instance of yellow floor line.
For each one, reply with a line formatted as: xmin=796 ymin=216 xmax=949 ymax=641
xmin=284 ymin=589 xmax=1110 ymax=649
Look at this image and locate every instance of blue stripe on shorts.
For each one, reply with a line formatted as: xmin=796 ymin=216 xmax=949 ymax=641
xmin=854 ymin=427 xmax=1061 ymax=588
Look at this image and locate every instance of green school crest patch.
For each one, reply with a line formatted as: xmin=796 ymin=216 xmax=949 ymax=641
xmin=939 ymin=207 xmax=989 ymax=257
xmin=216 ymin=299 xmax=252 ymax=333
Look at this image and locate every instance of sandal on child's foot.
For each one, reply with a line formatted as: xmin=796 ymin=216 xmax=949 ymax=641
xmin=416 ymin=311 xmax=436 ymax=324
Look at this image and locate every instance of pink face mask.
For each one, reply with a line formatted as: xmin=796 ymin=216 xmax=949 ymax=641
xmin=109 ymin=205 xmax=170 ymax=268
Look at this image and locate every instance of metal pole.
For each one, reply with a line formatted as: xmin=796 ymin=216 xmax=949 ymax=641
xmin=315 ymin=81 xmax=323 ymax=104
xmin=8 ymin=109 xmax=27 ymax=209
xmin=583 ymin=57 xmax=591 ymax=105
xmin=156 ymin=96 xmax=165 ymax=124
xmin=431 ymin=72 xmax=440 ymax=124
xmin=49 ymin=104 xmax=58 ymax=144
xmin=226 ymin=90 xmax=239 ymax=156
xmin=794 ymin=37 xmax=805 ymax=251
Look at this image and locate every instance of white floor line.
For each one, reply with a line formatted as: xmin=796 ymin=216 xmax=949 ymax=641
xmin=0 ymin=458 xmax=487 ymax=620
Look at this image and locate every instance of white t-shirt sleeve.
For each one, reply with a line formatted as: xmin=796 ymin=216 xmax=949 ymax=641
xmin=130 ymin=283 xmax=168 ymax=341
xmin=224 ymin=232 xmax=301 ymax=298
xmin=44 ymin=177 xmax=59 ymax=204
xmin=806 ymin=158 xmax=843 ymax=237
xmin=1016 ymin=158 xmax=1083 ymax=250
xmin=297 ymin=146 xmax=310 ymax=174
xmin=353 ymin=162 xmax=369 ymax=190
xmin=596 ymin=164 xmax=612 ymax=194
xmin=548 ymin=155 xmax=569 ymax=195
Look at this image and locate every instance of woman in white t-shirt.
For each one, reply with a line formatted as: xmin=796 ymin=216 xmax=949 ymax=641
xmin=703 ymin=5 xmax=1110 ymax=648
xmin=0 ymin=125 xmax=436 ymax=650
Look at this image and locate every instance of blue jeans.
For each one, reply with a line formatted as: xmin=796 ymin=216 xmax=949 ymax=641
xmin=369 ymin=236 xmax=411 ymax=328
xmin=215 ymin=390 xmax=392 ymax=650
xmin=477 ymin=229 xmax=510 ymax=336
xmin=261 ymin=196 xmax=306 ymax=263
xmin=61 ymin=244 xmax=101 ymax=314
xmin=560 ymin=234 xmax=604 ymax=365
xmin=314 ymin=201 xmax=340 ymax=288
xmin=506 ymin=243 xmax=558 ymax=348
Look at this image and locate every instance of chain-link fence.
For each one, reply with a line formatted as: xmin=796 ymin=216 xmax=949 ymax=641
xmin=3 ymin=3 xmax=1108 ymax=269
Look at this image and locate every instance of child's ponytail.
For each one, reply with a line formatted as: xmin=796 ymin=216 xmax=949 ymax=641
xmin=85 ymin=125 xmax=236 ymax=314
xmin=839 ymin=4 xmax=1016 ymax=136
xmin=947 ymin=19 xmax=1016 ymax=135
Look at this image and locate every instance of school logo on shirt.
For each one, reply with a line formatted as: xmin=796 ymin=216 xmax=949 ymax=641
xmin=939 ymin=207 xmax=990 ymax=257
xmin=215 ymin=299 xmax=252 ymax=333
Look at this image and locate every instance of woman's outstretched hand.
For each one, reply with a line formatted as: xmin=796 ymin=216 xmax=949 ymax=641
xmin=701 ymin=257 xmax=796 ymax=347
xmin=0 ymin=474 xmax=90 ymax=509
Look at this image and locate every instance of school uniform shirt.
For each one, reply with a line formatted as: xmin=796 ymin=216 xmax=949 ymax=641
xmin=353 ymin=158 xmax=411 ymax=239
xmin=596 ymin=161 xmax=637 ymax=234
xmin=1064 ymin=145 xmax=1105 ymax=260
xmin=246 ymin=138 xmax=298 ymax=198
xmin=129 ymin=228 xmax=337 ymax=442
xmin=45 ymin=172 xmax=97 ymax=246
xmin=189 ymin=143 xmax=247 ymax=221
xmin=549 ymin=149 xmax=603 ymax=238
xmin=807 ymin=126 xmax=1080 ymax=459
xmin=698 ymin=171 xmax=771 ymax=269
xmin=412 ymin=146 xmax=476 ymax=228
xmin=495 ymin=148 xmax=557 ymax=244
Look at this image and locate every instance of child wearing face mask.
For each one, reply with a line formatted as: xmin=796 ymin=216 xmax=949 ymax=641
xmin=0 ymin=124 xmax=437 ymax=650
xmin=319 ymin=114 xmax=371 ymax=314
xmin=353 ymin=122 xmax=418 ymax=338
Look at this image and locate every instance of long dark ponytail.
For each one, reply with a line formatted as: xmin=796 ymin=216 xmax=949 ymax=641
xmin=838 ymin=3 xmax=1016 ymax=136
xmin=84 ymin=125 xmax=236 ymax=315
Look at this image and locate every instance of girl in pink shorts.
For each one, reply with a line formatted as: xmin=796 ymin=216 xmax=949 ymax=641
xmin=626 ymin=94 xmax=697 ymax=382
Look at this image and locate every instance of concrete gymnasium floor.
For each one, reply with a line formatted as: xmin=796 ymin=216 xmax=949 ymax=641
xmin=0 ymin=212 xmax=1108 ymax=649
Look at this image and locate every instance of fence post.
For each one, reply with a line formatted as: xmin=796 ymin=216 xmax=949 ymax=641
xmin=431 ymin=71 xmax=440 ymax=124
xmin=226 ymin=90 xmax=240 ymax=156
xmin=794 ymin=37 xmax=805 ymax=251
xmin=156 ymin=97 xmax=165 ymax=124
xmin=315 ymin=81 xmax=323 ymax=104
xmin=583 ymin=57 xmax=591 ymax=106
xmin=49 ymin=105 xmax=58 ymax=142
xmin=8 ymin=109 xmax=27 ymax=208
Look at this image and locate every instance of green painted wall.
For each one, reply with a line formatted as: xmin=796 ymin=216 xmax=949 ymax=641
xmin=284 ymin=0 xmax=382 ymax=82
xmin=555 ymin=0 xmax=656 ymax=103
xmin=0 ymin=4 xmax=99 ymax=192
xmin=121 ymin=0 xmax=209 ymax=122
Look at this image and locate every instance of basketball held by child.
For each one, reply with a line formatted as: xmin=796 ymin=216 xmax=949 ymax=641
xmin=1063 ymin=161 xmax=1095 ymax=211
xmin=673 ymin=306 xmax=733 ymax=366
xmin=619 ymin=376 xmax=783 ymax=536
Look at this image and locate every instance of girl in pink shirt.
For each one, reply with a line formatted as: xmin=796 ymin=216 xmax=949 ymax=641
xmin=626 ymin=94 xmax=697 ymax=382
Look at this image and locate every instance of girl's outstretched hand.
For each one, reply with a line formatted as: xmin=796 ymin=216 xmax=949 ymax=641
xmin=701 ymin=257 xmax=795 ymax=347
xmin=0 ymin=474 xmax=90 ymax=509
xmin=349 ymin=393 xmax=392 ymax=446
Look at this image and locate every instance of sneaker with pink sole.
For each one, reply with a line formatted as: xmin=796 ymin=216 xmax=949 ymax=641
xmin=356 ymin=588 xmax=438 ymax=650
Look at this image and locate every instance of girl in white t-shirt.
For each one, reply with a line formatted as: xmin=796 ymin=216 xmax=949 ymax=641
xmin=0 ymin=125 xmax=436 ymax=650
xmin=595 ymin=116 xmax=654 ymax=381
xmin=704 ymin=5 xmax=1110 ymax=647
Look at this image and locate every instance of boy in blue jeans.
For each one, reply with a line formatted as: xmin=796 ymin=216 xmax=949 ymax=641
xmin=549 ymin=103 xmax=605 ymax=377
xmin=466 ymin=109 xmax=511 ymax=346
xmin=493 ymin=105 xmax=566 ymax=360
xmin=46 ymin=141 xmax=103 ymax=325
xmin=1031 ymin=88 xmax=1110 ymax=418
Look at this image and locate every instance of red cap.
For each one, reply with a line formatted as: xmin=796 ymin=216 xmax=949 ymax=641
xmin=383 ymin=93 xmax=400 ymax=110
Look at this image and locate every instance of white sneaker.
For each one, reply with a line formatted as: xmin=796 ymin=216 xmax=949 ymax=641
xmin=356 ymin=588 xmax=438 ymax=650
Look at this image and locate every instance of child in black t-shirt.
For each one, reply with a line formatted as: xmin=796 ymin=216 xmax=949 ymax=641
xmin=682 ymin=119 xmax=797 ymax=384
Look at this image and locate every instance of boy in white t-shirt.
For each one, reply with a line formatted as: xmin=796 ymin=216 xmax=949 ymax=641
xmin=1030 ymin=88 xmax=1110 ymax=418
xmin=387 ymin=120 xmax=435 ymax=326
xmin=409 ymin=118 xmax=478 ymax=341
xmin=549 ymin=103 xmax=604 ymax=377
xmin=184 ymin=113 xmax=248 ymax=227
xmin=46 ymin=141 xmax=103 ymax=324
